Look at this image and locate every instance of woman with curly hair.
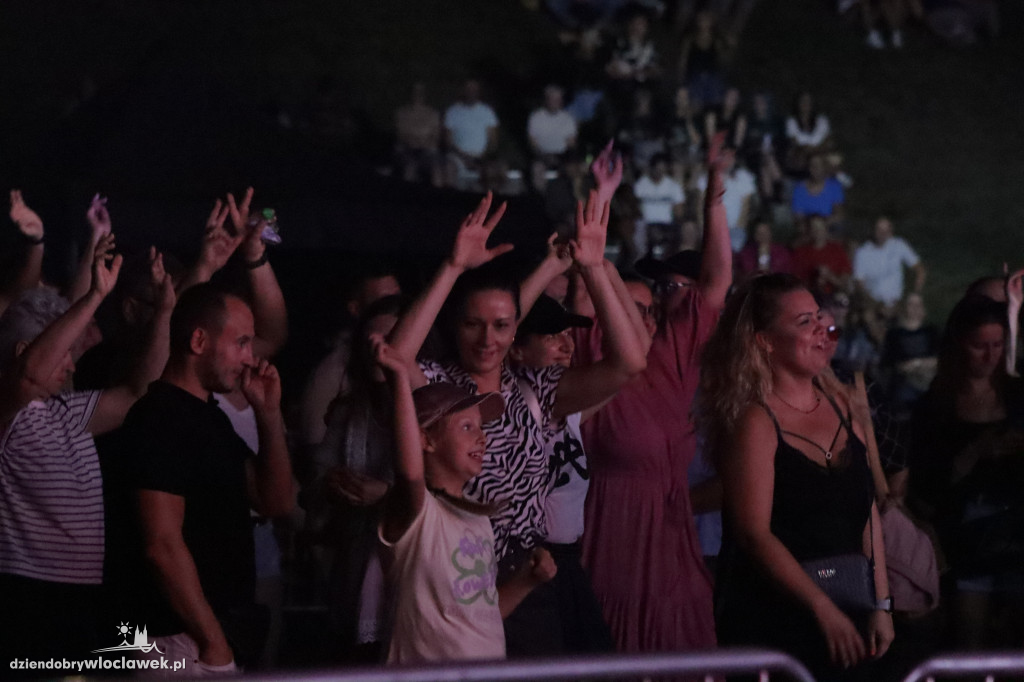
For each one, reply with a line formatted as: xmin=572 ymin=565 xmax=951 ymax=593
xmin=698 ymin=273 xmax=893 ymax=679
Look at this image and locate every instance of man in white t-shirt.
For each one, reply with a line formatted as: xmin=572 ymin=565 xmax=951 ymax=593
xmin=633 ymin=153 xmax=685 ymax=257
xmin=853 ymin=216 xmax=926 ymax=311
xmin=444 ymin=79 xmax=500 ymax=189
xmin=528 ymin=85 xmax=578 ymax=192
xmin=696 ymin=153 xmax=757 ymax=252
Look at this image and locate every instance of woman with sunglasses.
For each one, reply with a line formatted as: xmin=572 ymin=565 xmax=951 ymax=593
xmin=567 ymin=140 xmax=733 ymax=652
xmin=699 ymin=273 xmax=894 ymax=679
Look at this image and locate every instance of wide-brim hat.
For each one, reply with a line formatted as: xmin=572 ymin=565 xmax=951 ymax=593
xmin=413 ymin=382 xmax=505 ymax=429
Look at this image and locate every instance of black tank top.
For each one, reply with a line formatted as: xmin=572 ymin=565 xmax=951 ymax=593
xmin=765 ymin=393 xmax=874 ymax=561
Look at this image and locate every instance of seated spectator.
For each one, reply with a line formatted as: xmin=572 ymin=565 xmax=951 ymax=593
xmin=695 ymin=149 xmax=757 ymax=252
xmin=703 ymin=87 xmax=747 ymax=152
xmin=395 ymin=82 xmax=443 ymax=187
xmin=677 ymin=10 xmax=728 ymax=108
xmin=665 ymin=86 xmax=704 ymax=186
xmin=791 ymin=214 xmax=851 ymax=295
xmin=784 ymin=91 xmax=834 ymax=175
xmin=444 ymin=79 xmax=501 ymax=191
xmin=617 ymin=87 xmax=665 ymax=171
xmin=863 ymin=0 xmax=911 ymax=48
xmin=633 ymin=153 xmax=686 ymax=257
xmin=853 ymin=215 xmax=925 ymax=315
xmin=528 ymin=84 xmax=578 ymax=193
xmin=791 ymin=153 xmax=845 ymax=237
xmin=741 ymin=92 xmax=785 ymax=202
xmin=734 ymin=217 xmax=793 ymax=281
xmin=822 ymin=290 xmax=881 ymax=378
xmin=605 ymin=10 xmax=660 ymax=85
xmin=881 ymin=292 xmax=938 ymax=419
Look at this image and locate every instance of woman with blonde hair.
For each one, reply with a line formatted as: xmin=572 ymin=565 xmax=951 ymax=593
xmin=698 ymin=273 xmax=894 ymax=680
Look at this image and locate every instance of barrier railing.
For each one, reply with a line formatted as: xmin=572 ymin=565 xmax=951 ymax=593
xmin=243 ymin=648 xmax=816 ymax=682
xmin=901 ymin=651 xmax=1024 ymax=682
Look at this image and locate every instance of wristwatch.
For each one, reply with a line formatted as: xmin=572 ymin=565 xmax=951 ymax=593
xmin=875 ymin=596 xmax=894 ymax=613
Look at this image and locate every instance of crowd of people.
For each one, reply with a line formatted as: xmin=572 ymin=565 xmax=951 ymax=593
xmin=0 ymin=3 xmax=1020 ymax=682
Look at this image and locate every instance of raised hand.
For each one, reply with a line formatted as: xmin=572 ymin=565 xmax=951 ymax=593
xmin=9 ymin=190 xmax=44 ymax=240
xmin=705 ymin=132 xmax=734 ymax=202
xmin=570 ymin=190 xmax=610 ymax=268
xmin=1006 ymin=266 xmax=1023 ymax=309
xmin=241 ymin=358 xmax=282 ymax=414
xmin=86 ymin=194 xmax=112 ymax=240
xmin=1006 ymin=266 xmax=1023 ymax=377
xmin=544 ymin=231 xmax=573 ymax=275
xmin=448 ymin=191 xmax=513 ymax=271
xmin=91 ymin=233 xmax=123 ymax=298
xmin=591 ymin=139 xmax=623 ymax=202
xmin=226 ymin=187 xmax=265 ymax=262
xmin=148 ymin=246 xmax=176 ymax=313
xmin=371 ymin=333 xmax=408 ymax=377
xmin=199 ymin=198 xmax=243 ymax=273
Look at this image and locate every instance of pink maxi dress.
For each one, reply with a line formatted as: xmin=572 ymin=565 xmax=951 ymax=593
xmin=574 ymin=288 xmax=718 ymax=652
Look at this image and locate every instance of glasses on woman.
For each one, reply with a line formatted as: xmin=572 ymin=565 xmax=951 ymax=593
xmin=654 ymin=280 xmax=693 ymax=295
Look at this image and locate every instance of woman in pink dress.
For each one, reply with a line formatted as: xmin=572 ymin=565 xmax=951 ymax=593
xmin=573 ymin=140 xmax=733 ymax=652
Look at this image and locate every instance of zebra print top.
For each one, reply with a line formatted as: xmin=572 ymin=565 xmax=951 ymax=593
xmin=420 ymin=359 xmax=566 ymax=561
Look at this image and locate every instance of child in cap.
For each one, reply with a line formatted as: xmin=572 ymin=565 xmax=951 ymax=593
xmin=371 ymin=336 xmax=556 ymax=663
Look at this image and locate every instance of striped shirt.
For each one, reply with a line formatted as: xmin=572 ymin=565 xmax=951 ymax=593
xmin=0 ymin=391 xmax=103 ymax=584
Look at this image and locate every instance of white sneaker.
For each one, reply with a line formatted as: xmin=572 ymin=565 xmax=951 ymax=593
xmin=866 ymin=30 xmax=885 ymax=49
xmin=891 ymin=30 xmax=904 ymax=48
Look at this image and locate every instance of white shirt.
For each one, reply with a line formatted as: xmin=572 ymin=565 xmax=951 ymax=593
xmin=697 ymin=167 xmax=757 ymax=251
xmin=527 ymin=108 xmax=577 ymax=155
xmin=785 ymin=114 xmax=831 ymax=147
xmin=444 ymin=102 xmax=499 ymax=157
xmin=634 ymin=175 xmax=685 ymax=225
xmin=853 ymin=237 xmax=920 ymax=306
xmin=544 ymin=413 xmax=588 ymax=544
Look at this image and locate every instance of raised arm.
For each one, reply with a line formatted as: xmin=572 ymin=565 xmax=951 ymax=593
xmin=0 ymin=238 xmax=121 ymax=427
xmin=519 ymin=233 xmax=572 ymax=316
xmin=88 ymin=246 xmax=174 ymax=436
xmin=724 ymin=406 xmax=867 ymax=669
xmin=67 ymin=194 xmax=113 ymax=303
xmin=591 ymin=140 xmax=623 ymax=207
xmin=1007 ymin=267 xmax=1023 ymax=377
xmin=176 ymin=199 xmax=238 ymax=293
xmin=227 ymin=188 xmax=289 ymax=357
xmin=700 ymin=134 xmax=735 ymax=309
xmin=551 ymin=193 xmax=647 ymax=420
xmin=387 ymin=192 xmax=511 ymax=387
xmin=240 ymin=358 xmax=294 ymax=517
xmin=374 ymin=335 xmax=427 ymax=543
xmin=1 ymin=190 xmax=45 ymax=314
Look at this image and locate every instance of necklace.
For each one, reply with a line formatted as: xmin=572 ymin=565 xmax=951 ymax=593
xmin=773 ymin=388 xmax=821 ymax=414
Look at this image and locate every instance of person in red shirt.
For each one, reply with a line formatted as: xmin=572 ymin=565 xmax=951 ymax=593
xmin=792 ymin=215 xmax=851 ymax=296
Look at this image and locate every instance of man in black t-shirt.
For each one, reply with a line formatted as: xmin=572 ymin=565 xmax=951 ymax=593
xmin=109 ymin=284 xmax=292 ymax=674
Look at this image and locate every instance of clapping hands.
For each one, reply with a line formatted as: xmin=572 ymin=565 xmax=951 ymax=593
xmin=86 ymin=194 xmax=112 ymax=241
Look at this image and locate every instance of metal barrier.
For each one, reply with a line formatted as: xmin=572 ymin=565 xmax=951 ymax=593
xmin=244 ymin=648 xmax=816 ymax=682
xmin=901 ymin=651 xmax=1024 ymax=682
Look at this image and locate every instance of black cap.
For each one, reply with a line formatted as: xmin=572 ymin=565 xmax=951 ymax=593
xmin=635 ymin=249 xmax=702 ymax=281
xmin=517 ymin=294 xmax=593 ymax=337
